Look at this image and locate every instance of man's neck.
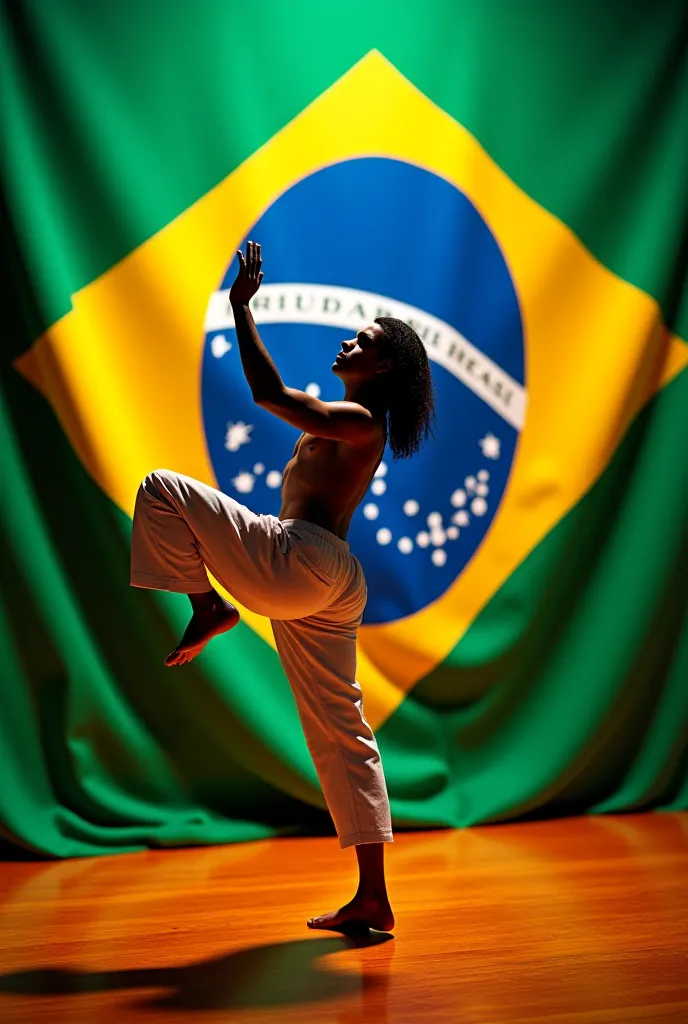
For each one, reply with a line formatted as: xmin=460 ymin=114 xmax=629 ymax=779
xmin=344 ymin=380 xmax=386 ymax=415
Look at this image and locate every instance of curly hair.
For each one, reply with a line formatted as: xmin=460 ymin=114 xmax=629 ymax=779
xmin=374 ymin=317 xmax=437 ymax=460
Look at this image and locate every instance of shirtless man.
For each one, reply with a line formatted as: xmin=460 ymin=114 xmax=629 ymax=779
xmin=130 ymin=241 xmax=435 ymax=933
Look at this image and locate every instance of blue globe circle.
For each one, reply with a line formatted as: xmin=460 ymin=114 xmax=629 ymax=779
xmin=202 ymin=157 xmax=524 ymax=624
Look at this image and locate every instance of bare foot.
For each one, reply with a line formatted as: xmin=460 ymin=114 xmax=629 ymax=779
xmin=307 ymin=894 xmax=395 ymax=933
xmin=165 ymin=597 xmax=240 ymax=666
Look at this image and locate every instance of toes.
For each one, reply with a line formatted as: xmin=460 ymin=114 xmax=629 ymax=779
xmin=165 ymin=644 xmax=205 ymax=667
xmin=307 ymin=915 xmax=370 ymax=934
xmin=308 ymin=915 xmax=336 ymax=929
xmin=165 ymin=647 xmax=196 ymax=666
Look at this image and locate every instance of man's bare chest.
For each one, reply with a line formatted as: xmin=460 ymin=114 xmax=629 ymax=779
xmin=286 ymin=433 xmax=371 ymax=489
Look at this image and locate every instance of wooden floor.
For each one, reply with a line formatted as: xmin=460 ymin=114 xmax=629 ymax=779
xmin=0 ymin=812 xmax=686 ymax=1023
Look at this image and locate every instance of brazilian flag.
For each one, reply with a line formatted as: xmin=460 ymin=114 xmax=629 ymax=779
xmin=2 ymin=1 xmax=686 ymax=856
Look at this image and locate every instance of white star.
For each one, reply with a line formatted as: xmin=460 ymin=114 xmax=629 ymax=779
xmin=403 ymin=499 xmax=419 ymax=516
xmin=452 ymin=510 xmax=470 ymax=526
xmin=397 ymin=537 xmax=413 ymax=554
xmin=305 ymin=382 xmax=321 ymax=397
xmin=371 ymin=479 xmax=386 ymax=496
xmin=265 ymin=470 xmax=282 ymax=488
xmin=479 ymin=433 xmax=501 ymax=459
xmin=416 ymin=531 xmax=430 ymax=548
xmin=446 ymin=526 xmax=459 ymax=539
xmin=211 ymin=334 xmax=232 ymax=358
xmin=363 ymin=503 xmax=379 ymax=520
xmin=431 ymin=548 xmax=447 ymax=567
xmin=225 ymin=421 xmax=253 ymax=452
xmin=232 ymin=471 xmax=255 ymax=493
xmin=450 ymin=489 xmax=466 ymax=508
xmin=253 ymin=463 xmax=265 ymax=474
xmin=471 ymin=497 xmax=488 ymax=516
xmin=376 ymin=527 xmax=392 ymax=545
xmin=374 ymin=461 xmax=388 ymax=478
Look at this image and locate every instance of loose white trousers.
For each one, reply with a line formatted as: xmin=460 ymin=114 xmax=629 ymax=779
xmin=130 ymin=469 xmax=393 ymax=849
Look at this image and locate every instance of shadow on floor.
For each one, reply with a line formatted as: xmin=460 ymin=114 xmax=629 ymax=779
xmin=0 ymin=931 xmax=395 ymax=1012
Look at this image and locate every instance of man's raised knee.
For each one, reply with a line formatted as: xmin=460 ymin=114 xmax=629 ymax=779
xmin=139 ymin=468 xmax=175 ymax=496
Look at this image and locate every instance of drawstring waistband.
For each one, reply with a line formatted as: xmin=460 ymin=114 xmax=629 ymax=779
xmin=277 ymin=517 xmax=351 ymax=553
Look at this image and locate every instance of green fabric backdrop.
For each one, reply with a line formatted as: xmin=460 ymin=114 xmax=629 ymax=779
xmin=1 ymin=0 xmax=686 ymax=857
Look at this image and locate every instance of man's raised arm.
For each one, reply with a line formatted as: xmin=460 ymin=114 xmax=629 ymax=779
xmin=229 ymin=241 xmax=284 ymax=403
xmin=229 ymin=242 xmax=378 ymax=445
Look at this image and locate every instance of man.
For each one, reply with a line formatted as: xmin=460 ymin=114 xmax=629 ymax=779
xmin=130 ymin=241 xmax=436 ymax=932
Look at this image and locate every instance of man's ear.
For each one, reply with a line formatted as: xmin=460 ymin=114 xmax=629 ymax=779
xmin=375 ymin=357 xmax=393 ymax=375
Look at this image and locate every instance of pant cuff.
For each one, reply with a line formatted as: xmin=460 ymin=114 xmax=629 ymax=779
xmin=339 ymin=830 xmax=394 ymax=850
xmin=130 ymin=571 xmax=211 ymax=593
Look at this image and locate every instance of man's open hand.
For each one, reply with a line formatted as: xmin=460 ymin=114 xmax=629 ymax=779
xmin=229 ymin=240 xmax=263 ymax=306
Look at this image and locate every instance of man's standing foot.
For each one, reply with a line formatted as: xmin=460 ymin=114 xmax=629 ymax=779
xmin=307 ymin=894 xmax=395 ymax=933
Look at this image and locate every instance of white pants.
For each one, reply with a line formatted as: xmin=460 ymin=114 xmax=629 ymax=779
xmin=130 ymin=469 xmax=393 ymax=849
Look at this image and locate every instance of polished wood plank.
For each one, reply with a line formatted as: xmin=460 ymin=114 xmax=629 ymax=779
xmin=0 ymin=812 xmax=686 ymax=1023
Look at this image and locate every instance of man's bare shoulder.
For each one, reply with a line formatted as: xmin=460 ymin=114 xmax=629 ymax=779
xmin=260 ymin=387 xmax=385 ymax=446
xmin=331 ymin=410 xmax=386 ymax=457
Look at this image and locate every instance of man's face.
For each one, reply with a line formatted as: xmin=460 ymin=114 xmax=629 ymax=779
xmin=332 ymin=323 xmax=391 ymax=381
